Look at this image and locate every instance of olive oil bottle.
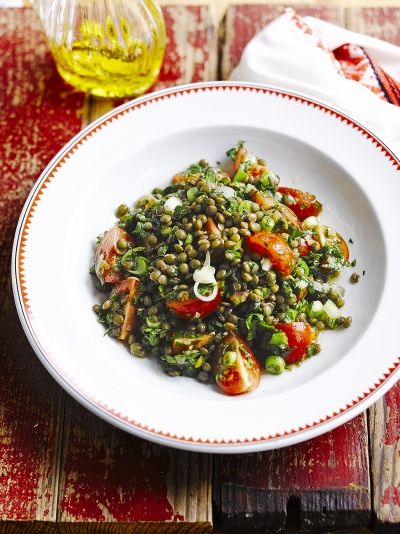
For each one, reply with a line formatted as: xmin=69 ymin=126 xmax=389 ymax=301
xmin=33 ymin=0 xmax=166 ymax=98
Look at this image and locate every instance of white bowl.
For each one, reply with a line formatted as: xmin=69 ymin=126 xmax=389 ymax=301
xmin=12 ymin=82 xmax=400 ymax=452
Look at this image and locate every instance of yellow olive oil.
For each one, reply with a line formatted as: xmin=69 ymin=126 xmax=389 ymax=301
xmin=50 ymin=13 xmax=165 ymax=98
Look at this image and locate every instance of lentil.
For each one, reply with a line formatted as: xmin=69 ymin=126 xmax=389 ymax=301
xmin=92 ymin=142 xmax=353 ymax=393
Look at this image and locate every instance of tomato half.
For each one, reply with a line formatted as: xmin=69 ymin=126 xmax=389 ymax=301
xmin=167 ymin=287 xmax=222 ymax=320
xmin=316 ymin=225 xmax=349 ymax=261
xmin=215 ymin=334 xmax=260 ymax=395
xmin=252 ymin=190 xmax=300 ymax=228
xmin=95 ymin=227 xmax=131 ymax=284
xmin=112 ymin=277 xmax=140 ymax=341
xmin=278 ymin=187 xmax=323 ymax=221
xmin=246 ymin=232 xmax=296 ymax=276
xmin=275 ymin=322 xmax=315 ymax=364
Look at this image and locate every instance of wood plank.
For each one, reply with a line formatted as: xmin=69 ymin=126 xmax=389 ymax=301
xmin=346 ymin=7 xmax=400 ymax=46
xmin=58 ymin=6 xmax=215 ymax=531
xmin=57 ymin=400 xmax=212 ymax=533
xmin=220 ymin=4 xmax=345 ymax=79
xmin=0 ymin=7 xmax=86 ymax=531
xmin=344 ymin=11 xmax=400 ymax=531
xmin=369 ymin=386 xmax=400 ymax=534
xmin=214 ymin=414 xmax=370 ymax=533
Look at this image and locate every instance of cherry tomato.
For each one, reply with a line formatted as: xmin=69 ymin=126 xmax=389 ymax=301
xmin=233 ymin=148 xmax=267 ymax=179
xmin=252 ymin=190 xmax=300 ymax=228
xmin=297 ymin=240 xmax=311 ymax=257
xmin=171 ymin=332 xmax=215 ymax=354
xmin=316 ymin=225 xmax=349 ymax=261
xmin=112 ymin=277 xmax=140 ymax=341
xmin=172 ymin=173 xmax=196 ymax=184
xmin=275 ymin=322 xmax=315 ymax=364
xmin=95 ymin=227 xmax=131 ymax=284
xmin=233 ymin=147 xmax=248 ymax=173
xmin=246 ymin=232 xmax=296 ymax=276
xmin=252 ymin=190 xmax=276 ymax=210
xmin=215 ymin=334 xmax=260 ymax=395
xmin=167 ymin=287 xmax=222 ymax=320
xmin=278 ymin=187 xmax=322 ymax=221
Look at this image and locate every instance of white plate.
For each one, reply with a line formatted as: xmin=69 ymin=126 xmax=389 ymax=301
xmin=12 ymin=82 xmax=400 ymax=453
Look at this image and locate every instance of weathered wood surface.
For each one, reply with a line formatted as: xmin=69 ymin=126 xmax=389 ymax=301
xmin=0 ymin=7 xmax=85 ymax=531
xmin=214 ymin=414 xmax=370 ymax=533
xmin=57 ymin=399 xmax=212 ymax=533
xmin=0 ymin=4 xmax=215 ymax=532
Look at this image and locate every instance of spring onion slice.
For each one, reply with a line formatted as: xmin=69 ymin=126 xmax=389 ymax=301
xmin=261 ymin=257 xmax=272 ymax=271
xmin=164 ymin=196 xmax=182 ymax=214
xmin=216 ymin=185 xmax=236 ymax=198
xmin=193 ymin=251 xmax=218 ymax=301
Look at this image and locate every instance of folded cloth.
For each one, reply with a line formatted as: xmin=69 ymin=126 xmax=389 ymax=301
xmin=230 ymin=9 xmax=400 ymax=153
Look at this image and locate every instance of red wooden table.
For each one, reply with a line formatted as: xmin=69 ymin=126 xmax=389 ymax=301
xmin=1 ymin=4 xmax=400 ymax=533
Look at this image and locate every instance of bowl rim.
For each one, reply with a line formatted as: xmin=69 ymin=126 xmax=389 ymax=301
xmin=12 ymin=80 xmax=400 ymax=453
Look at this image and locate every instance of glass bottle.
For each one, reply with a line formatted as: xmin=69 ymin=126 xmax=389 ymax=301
xmin=33 ymin=0 xmax=166 ymax=98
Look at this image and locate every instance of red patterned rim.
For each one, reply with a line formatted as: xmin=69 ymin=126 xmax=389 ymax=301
xmin=14 ymin=82 xmax=400 ymax=448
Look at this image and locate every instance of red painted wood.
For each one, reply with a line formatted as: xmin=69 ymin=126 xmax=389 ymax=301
xmin=214 ymin=414 xmax=370 ymax=531
xmin=58 ymin=400 xmax=183 ymax=522
xmin=347 ymin=7 xmax=400 ymax=46
xmin=369 ymin=382 xmax=400 ymax=530
xmin=0 ymin=7 xmax=85 ymax=522
xmin=158 ymin=5 xmax=216 ymax=87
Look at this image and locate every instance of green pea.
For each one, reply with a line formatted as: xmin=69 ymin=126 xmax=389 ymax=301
xmin=265 ymin=355 xmax=285 ymax=375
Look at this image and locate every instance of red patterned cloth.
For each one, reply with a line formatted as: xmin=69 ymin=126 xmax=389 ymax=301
xmin=333 ymin=43 xmax=400 ymax=106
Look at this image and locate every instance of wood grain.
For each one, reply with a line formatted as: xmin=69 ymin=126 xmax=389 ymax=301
xmin=57 ymin=399 xmax=212 ymax=532
xmin=346 ymin=7 xmax=400 ymax=46
xmin=0 ymin=6 xmax=85 ymax=530
xmin=214 ymin=414 xmax=371 ymax=532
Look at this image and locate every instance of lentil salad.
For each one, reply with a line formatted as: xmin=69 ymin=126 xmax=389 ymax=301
xmin=91 ymin=142 xmax=353 ymax=395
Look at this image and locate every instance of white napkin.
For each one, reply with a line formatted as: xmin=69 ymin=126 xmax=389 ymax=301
xmin=230 ymin=9 xmax=400 ymax=153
